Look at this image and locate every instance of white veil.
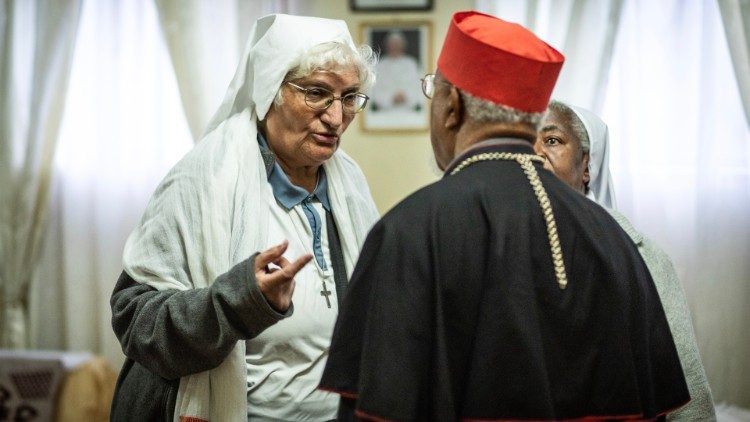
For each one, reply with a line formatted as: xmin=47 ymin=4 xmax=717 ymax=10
xmin=203 ymin=14 xmax=356 ymax=134
xmin=569 ymin=104 xmax=618 ymax=209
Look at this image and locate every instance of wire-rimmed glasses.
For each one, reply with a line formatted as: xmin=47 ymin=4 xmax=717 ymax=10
xmin=286 ymin=82 xmax=369 ymax=114
xmin=421 ymin=73 xmax=452 ymax=99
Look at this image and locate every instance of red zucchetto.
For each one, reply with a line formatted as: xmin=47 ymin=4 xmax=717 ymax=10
xmin=437 ymin=11 xmax=564 ymax=113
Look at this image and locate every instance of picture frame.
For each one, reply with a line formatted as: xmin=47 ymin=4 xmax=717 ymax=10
xmin=350 ymin=0 xmax=433 ymax=13
xmin=360 ymin=21 xmax=432 ymax=132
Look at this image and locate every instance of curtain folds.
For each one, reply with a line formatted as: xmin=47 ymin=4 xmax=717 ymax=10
xmin=601 ymin=0 xmax=750 ymax=408
xmin=0 ymin=0 xmax=83 ymax=348
xmin=31 ymin=0 xmax=194 ymax=366
xmin=717 ymin=0 xmax=750 ymax=126
xmin=474 ymin=0 xmax=624 ymax=113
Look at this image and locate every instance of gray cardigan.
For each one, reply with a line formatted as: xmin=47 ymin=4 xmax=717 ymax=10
xmin=609 ymin=210 xmax=716 ymax=421
xmin=109 ymin=254 xmax=291 ymax=421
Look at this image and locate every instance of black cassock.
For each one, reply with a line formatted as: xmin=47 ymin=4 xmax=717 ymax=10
xmin=320 ymin=140 xmax=690 ymax=421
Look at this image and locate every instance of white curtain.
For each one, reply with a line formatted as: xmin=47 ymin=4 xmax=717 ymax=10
xmin=30 ymin=0 xmax=193 ymax=366
xmin=474 ymin=0 xmax=624 ymax=112
xmin=717 ymin=0 xmax=750 ymax=126
xmin=29 ymin=0 xmax=298 ymax=370
xmin=153 ymin=0 xmax=303 ymax=140
xmin=0 ymin=0 xmax=82 ymax=348
xmin=601 ymin=0 xmax=750 ymax=408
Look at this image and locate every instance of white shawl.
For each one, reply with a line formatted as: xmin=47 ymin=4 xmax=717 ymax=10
xmin=569 ymin=104 xmax=618 ymax=209
xmin=122 ymin=14 xmax=379 ymax=422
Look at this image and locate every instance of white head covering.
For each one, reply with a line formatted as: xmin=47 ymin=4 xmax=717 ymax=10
xmin=568 ymin=104 xmax=618 ymax=210
xmin=122 ymin=14 xmax=378 ymax=422
xmin=205 ymin=13 xmax=357 ymax=133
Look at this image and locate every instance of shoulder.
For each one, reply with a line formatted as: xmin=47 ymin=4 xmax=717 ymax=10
xmin=606 ymin=209 xmax=684 ymax=299
xmin=326 ymin=147 xmax=379 ymax=217
xmin=376 ymin=176 xmax=485 ymax=239
xmin=183 ymin=109 xmax=257 ymax=170
xmin=607 ymin=209 xmax=674 ymax=269
xmin=607 ymin=209 xmax=645 ymax=245
xmin=329 ymin=147 xmax=367 ymax=179
xmin=382 ymin=162 xmax=565 ymax=224
xmin=371 ymin=181 xmax=441 ymax=237
xmin=157 ymin=110 xmax=261 ymax=194
xmin=385 ymin=177 xmax=460 ymax=216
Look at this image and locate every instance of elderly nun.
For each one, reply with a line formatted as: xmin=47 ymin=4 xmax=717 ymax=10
xmin=109 ymin=14 xmax=379 ymax=422
xmin=534 ymin=100 xmax=716 ymax=421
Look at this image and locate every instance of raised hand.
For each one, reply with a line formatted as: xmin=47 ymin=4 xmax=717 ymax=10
xmin=254 ymin=240 xmax=312 ymax=312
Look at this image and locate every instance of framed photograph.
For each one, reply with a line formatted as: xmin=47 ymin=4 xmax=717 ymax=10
xmin=360 ymin=21 xmax=432 ymax=132
xmin=350 ymin=0 xmax=433 ymax=12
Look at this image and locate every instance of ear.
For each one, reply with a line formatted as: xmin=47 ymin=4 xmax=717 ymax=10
xmin=444 ymin=86 xmax=463 ymax=130
xmin=582 ymin=151 xmax=591 ymax=187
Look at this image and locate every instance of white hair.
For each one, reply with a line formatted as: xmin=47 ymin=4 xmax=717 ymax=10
xmin=274 ymin=41 xmax=377 ymax=106
xmin=460 ymin=91 xmax=545 ymax=130
xmin=548 ymin=100 xmax=590 ymax=152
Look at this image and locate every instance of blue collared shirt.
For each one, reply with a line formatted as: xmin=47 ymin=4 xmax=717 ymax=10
xmin=258 ymin=132 xmax=331 ymax=270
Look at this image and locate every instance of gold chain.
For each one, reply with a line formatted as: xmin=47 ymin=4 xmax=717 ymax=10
xmin=450 ymin=152 xmax=568 ymax=289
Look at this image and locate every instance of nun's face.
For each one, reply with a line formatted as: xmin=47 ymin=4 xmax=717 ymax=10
xmin=263 ymin=67 xmax=360 ymax=172
xmin=534 ymin=108 xmax=590 ymax=193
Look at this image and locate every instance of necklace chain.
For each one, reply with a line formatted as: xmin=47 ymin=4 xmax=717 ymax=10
xmin=450 ymin=152 xmax=568 ymax=290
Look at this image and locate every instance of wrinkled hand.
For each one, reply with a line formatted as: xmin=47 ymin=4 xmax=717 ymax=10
xmin=255 ymin=240 xmax=312 ymax=312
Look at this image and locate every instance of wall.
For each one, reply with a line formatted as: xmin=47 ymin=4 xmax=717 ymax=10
xmin=298 ymin=0 xmax=474 ymax=214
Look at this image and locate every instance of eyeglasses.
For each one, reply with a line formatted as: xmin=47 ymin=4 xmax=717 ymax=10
xmin=286 ymin=82 xmax=369 ymax=114
xmin=420 ymin=73 xmax=453 ymax=99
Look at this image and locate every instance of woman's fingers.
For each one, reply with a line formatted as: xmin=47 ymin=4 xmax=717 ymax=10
xmin=283 ymin=254 xmax=313 ymax=278
xmin=255 ymin=240 xmax=289 ymax=271
xmin=264 ymin=254 xmax=313 ymax=286
xmin=254 ymin=244 xmax=312 ymax=313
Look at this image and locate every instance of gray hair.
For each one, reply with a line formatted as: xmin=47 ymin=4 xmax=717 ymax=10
xmin=460 ymin=91 xmax=545 ymax=130
xmin=548 ymin=100 xmax=590 ymax=153
xmin=274 ymin=41 xmax=377 ymax=106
